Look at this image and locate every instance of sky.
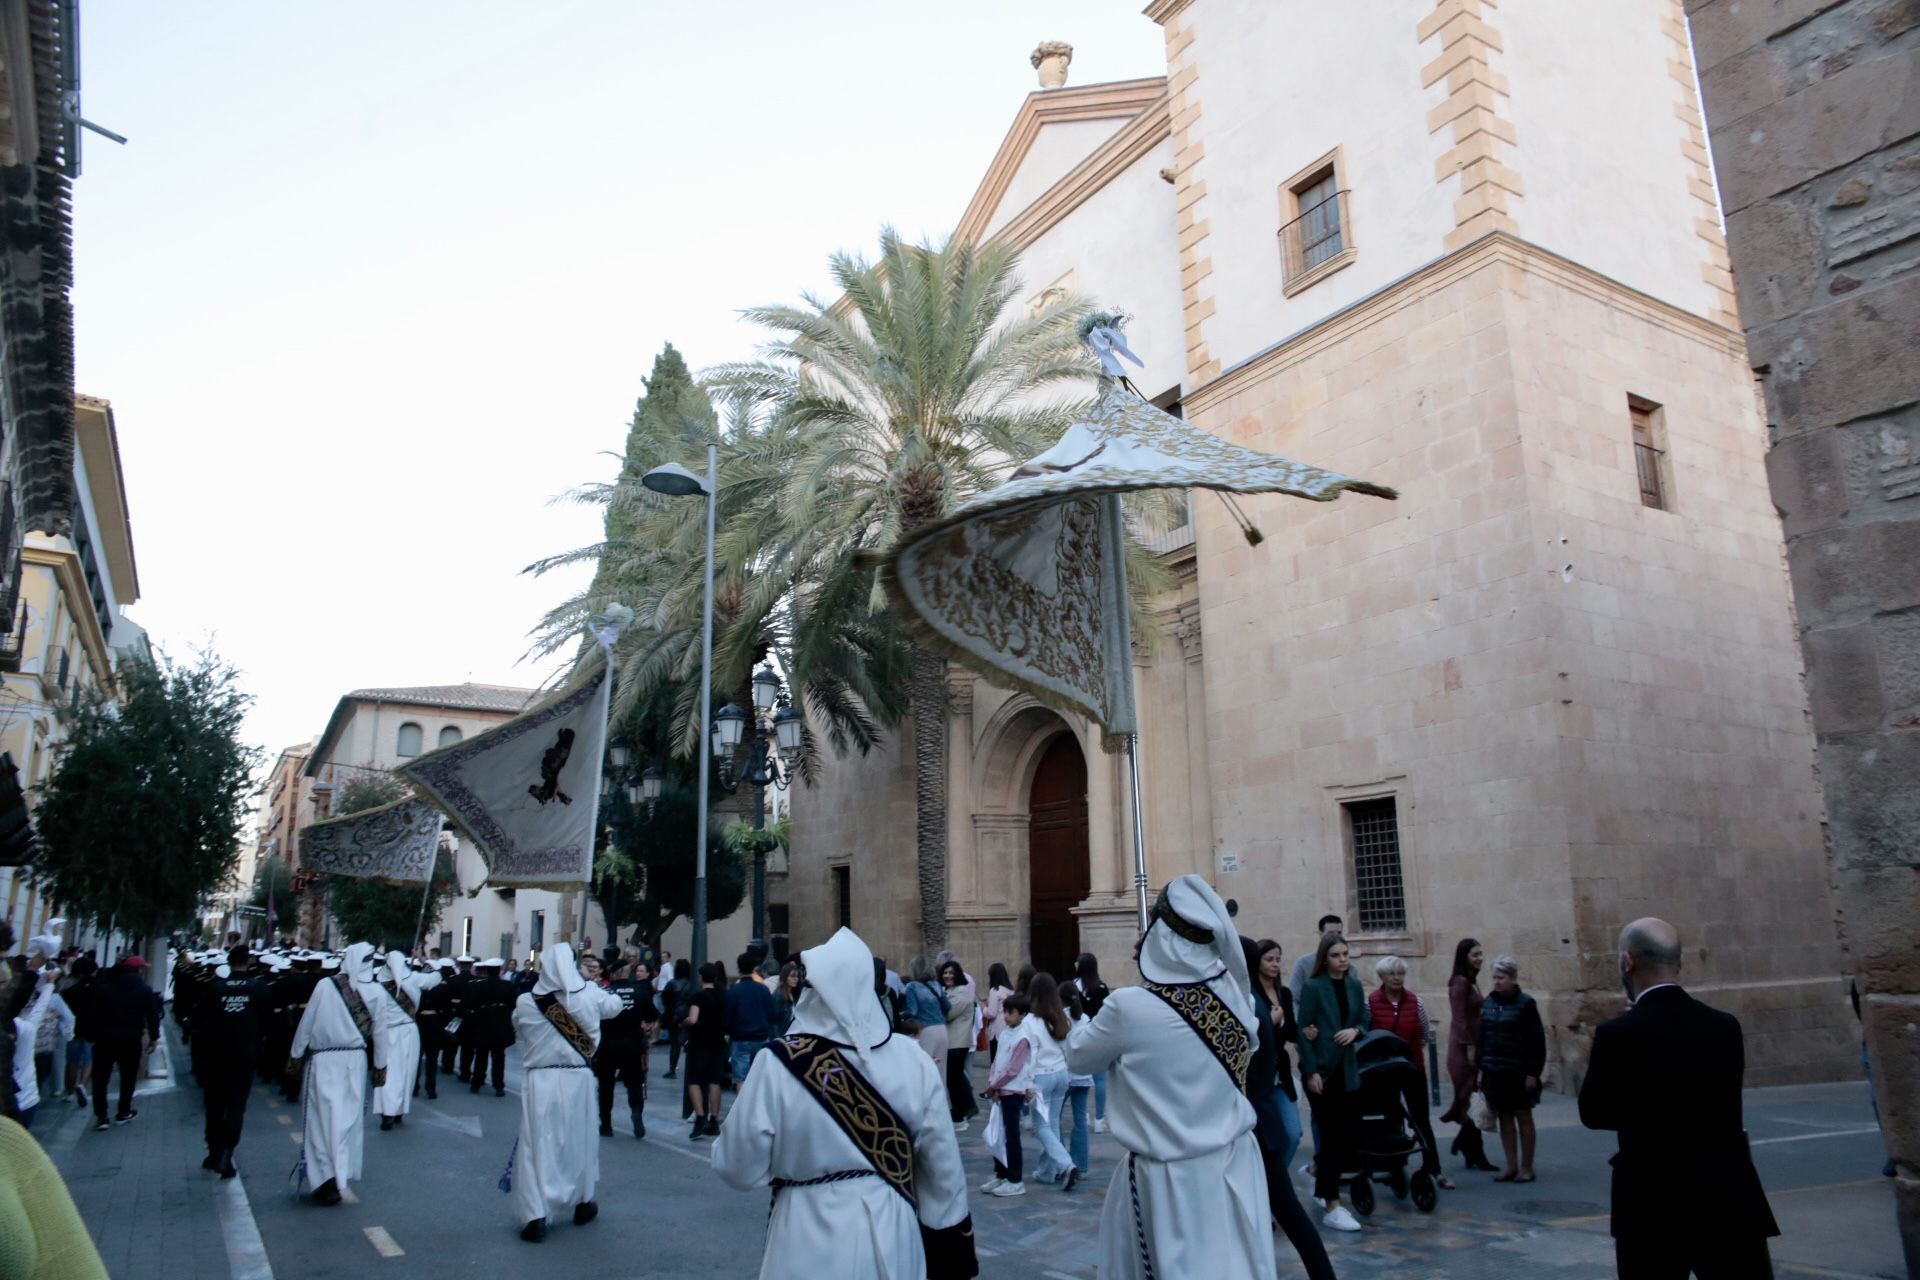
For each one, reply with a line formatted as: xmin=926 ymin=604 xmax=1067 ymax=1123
xmin=70 ymin=2 xmax=1166 ymax=764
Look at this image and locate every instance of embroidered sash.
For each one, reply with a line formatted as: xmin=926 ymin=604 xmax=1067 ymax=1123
xmin=381 ymin=979 xmax=418 ymax=1020
xmin=534 ymin=992 xmax=597 ymax=1065
xmin=770 ymin=1034 xmax=916 ymax=1210
xmin=1141 ymin=980 xmax=1251 ymax=1092
xmin=335 ymin=974 xmax=385 ymax=1086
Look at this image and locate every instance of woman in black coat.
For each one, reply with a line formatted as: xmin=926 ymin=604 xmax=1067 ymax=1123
xmin=1242 ymin=938 xmax=1336 ymax=1280
xmin=1476 ymin=953 xmax=1546 ymax=1182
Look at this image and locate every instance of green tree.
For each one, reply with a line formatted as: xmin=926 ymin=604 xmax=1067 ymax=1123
xmin=33 ymin=649 xmax=261 ymax=943
xmin=710 ymin=229 xmax=1096 ymax=950
xmin=599 ymin=784 xmax=744 ymax=948
xmin=321 ymin=773 xmax=459 ymax=951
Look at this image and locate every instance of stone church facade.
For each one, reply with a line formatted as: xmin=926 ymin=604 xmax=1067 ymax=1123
xmin=786 ymin=0 xmax=1856 ymax=1087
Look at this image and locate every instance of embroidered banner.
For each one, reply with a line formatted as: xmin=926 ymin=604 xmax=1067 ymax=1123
xmin=397 ymin=660 xmax=610 ymax=889
xmin=534 ymin=992 xmax=597 ymax=1064
xmin=299 ymin=797 xmax=442 ymax=883
xmin=1141 ymin=979 xmax=1251 ymax=1092
xmin=771 ymin=1034 xmax=916 ymax=1210
xmin=881 ymin=375 xmax=1395 ymax=748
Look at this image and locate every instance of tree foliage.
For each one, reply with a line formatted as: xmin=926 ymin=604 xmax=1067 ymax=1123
xmin=321 ymin=773 xmax=459 ymax=951
xmin=597 ymin=784 xmax=744 ymax=947
xmin=33 ymin=648 xmax=261 ymax=942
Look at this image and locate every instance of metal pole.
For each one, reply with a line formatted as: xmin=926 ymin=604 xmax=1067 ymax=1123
xmin=1127 ymin=734 xmax=1150 ymax=933
xmin=411 ymin=867 xmax=435 ymax=954
xmin=749 ymin=760 xmax=767 ymax=951
xmin=691 ymin=443 xmax=717 ymax=972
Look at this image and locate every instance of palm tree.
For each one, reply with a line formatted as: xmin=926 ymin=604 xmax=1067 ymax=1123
xmin=710 ymin=228 xmax=1094 ymax=951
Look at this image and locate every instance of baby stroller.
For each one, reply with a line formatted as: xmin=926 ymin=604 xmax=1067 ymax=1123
xmin=1337 ymin=1030 xmax=1443 ymax=1216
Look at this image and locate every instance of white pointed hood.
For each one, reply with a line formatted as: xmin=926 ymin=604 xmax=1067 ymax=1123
xmin=385 ymin=951 xmax=412 ymax=984
xmin=789 ymin=927 xmax=892 ymax=1062
xmin=534 ymin=942 xmax=581 ymax=998
xmin=345 ymin=941 xmax=380 ymax=984
xmin=1136 ymin=875 xmax=1258 ymax=1034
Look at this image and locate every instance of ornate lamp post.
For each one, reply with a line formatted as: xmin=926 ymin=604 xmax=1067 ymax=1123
xmin=712 ymin=665 xmax=803 ymax=951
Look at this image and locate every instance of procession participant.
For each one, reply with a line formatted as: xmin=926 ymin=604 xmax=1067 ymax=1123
xmin=375 ymin=950 xmax=439 ymax=1130
xmin=595 ymin=957 xmax=657 ymax=1138
xmin=1064 ymin=876 xmax=1275 ymax=1280
xmin=289 ymin=942 xmax=392 ymax=1206
xmin=416 ymin=958 xmax=456 ymax=1099
xmin=274 ymin=954 xmax=325 ymax=1101
xmin=198 ymin=947 xmax=271 ymax=1178
xmin=505 ymin=942 xmax=623 ymax=1243
xmin=446 ymin=955 xmax=476 ymax=1079
xmin=714 ymin=927 xmax=977 ymax=1280
xmin=463 ymin=958 xmax=516 ymax=1096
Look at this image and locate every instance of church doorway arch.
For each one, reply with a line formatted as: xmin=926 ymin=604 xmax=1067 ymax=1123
xmin=1027 ymin=733 xmax=1090 ymax=980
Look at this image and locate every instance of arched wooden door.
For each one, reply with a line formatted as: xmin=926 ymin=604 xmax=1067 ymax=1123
xmin=1028 ymin=733 xmax=1090 ymax=981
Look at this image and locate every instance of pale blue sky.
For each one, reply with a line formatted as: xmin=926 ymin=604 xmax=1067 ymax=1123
xmin=70 ymin=2 xmax=1164 ymax=762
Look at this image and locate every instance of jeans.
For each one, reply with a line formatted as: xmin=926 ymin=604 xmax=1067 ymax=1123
xmin=731 ymin=1039 xmax=766 ymax=1085
xmin=15 ymin=1104 xmax=32 ymax=1130
xmin=1274 ymin=1085 xmax=1303 ymax=1169
xmin=1093 ymin=1070 xmax=1107 ymax=1120
xmin=992 ymin=1095 xmax=1024 ymax=1184
xmin=1029 ymin=1071 xmax=1075 ymax=1182
xmin=1063 ymin=1082 xmax=1091 ymax=1172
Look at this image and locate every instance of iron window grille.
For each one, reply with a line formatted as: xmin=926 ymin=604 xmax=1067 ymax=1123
xmin=1280 ymin=184 xmax=1349 ymax=285
xmin=1630 ymin=401 xmax=1667 ymax=510
xmin=1345 ymin=796 xmax=1407 ymax=933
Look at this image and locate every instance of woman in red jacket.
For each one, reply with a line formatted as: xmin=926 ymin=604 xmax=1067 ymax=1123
xmin=1368 ymin=955 xmax=1455 ymax=1190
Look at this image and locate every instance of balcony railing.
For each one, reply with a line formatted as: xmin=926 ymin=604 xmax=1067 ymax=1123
xmin=0 ymin=587 xmax=23 ymax=673
xmin=1279 ymin=189 xmax=1351 ymax=288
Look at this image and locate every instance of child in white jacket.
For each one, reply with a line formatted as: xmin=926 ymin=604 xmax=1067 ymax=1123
xmin=980 ymin=994 xmax=1034 ymax=1197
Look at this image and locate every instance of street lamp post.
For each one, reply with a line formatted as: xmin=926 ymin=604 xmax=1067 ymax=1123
xmin=713 ymin=665 xmax=803 ymax=952
xmin=642 ymin=446 xmax=717 ymax=971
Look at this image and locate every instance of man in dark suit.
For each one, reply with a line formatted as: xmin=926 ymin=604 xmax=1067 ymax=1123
xmin=1579 ymin=917 xmax=1779 ymax=1279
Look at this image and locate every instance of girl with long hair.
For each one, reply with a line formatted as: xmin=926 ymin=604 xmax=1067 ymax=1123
xmin=937 ymin=959 xmax=979 ymax=1128
xmin=1296 ymin=932 xmax=1371 ymax=1233
xmin=1023 ymin=973 xmax=1079 ymax=1190
xmin=1439 ymin=938 xmax=1497 ymax=1171
xmin=1065 ymin=952 xmax=1111 ymax=1131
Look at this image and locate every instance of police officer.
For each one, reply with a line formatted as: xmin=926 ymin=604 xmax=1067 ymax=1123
xmin=596 ymin=958 xmax=658 ymax=1138
xmin=445 ymin=955 xmax=476 ymax=1081
xmin=199 ymin=946 xmax=271 ymax=1178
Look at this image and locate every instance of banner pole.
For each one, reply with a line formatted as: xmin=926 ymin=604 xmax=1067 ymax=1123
xmin=1127 ymin=733 xmax=1150 ymax=934
xmin=1108 ymin=497 xmax=1152 ymax=933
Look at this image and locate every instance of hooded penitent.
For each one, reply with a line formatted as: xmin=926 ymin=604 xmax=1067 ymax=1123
xmin=787 ymin=927 xmax=893 ymax=1065
xmin=1136 ymin=874 xmax=1259 ymax=1037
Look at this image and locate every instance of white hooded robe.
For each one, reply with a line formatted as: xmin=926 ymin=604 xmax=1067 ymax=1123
xmin=1064 ymin=876 xmax=1277 ymax=1280
xmin=508 ymin=942 xmax=623 ymax=1227
xmin=714 ymin=927 xmax=973 ymax=1280
xmin=372 ymin=951 xmax=440 ymax=1118
xmin=290 ymin=943 xmax=392 ymax=1193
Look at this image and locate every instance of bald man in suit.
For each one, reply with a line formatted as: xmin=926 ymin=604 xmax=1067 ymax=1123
xmin=1579 ymin=918 xmax=1778 ymax=1279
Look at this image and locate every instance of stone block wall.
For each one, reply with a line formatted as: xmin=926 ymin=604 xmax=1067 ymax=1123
xmin=1687 ymin=0 xmax=1920 ymax=1259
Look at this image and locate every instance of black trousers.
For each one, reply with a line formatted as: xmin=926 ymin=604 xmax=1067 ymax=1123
xmin=92 ymin=1038 xmax=142 ymax=1119
xmin=202 ymin=1058 xmax=254 ymax=1151
xmin=1615 ymin=1235 xmax=1775 ymax=1279
xmin=596 ymin=1044 xmax=647 ymax=1126
xmin=1256 ymin=1113 xmax=1338 ymax=1280
xmin=442 ymin=1036 xmax=460 ymax=1074
xmin=466 ymin=1046 xmax=505 ymax=1089
xmin=944 ymin=1047 xmax=976 ymax=1122
xmin=417 ymin=1033 xmax=444 ymax=1094
xmin=1307 ymin=1075 xmax=1360 ymax=1203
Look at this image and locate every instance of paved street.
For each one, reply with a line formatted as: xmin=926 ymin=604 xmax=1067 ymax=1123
xmin=37 ymin=1023 xmax=1905 ymax=1280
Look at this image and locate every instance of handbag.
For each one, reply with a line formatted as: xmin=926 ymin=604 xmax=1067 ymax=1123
xmin=972 ymin=1004 xmax=987 ymax=1053
xmin=1472 ymin=1093 xmax=1497 ymax=1132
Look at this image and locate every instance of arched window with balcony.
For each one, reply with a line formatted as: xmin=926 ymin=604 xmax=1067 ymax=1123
xmin=438 ymin=725 xmax=463 ymax=748
xmin=396 ymin=722 xmax=424 ymax=757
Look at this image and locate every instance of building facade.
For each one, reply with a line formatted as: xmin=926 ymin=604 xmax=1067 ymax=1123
xmin=787 ymin=0 xmax=1854 ymax=1087
xmin=0 ymin=395 xmax=144 ymax=951
xmin=1685 ymin=0 xmax=1920 ymax=1256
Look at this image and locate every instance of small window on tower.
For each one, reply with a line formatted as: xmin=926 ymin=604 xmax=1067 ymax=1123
xmin=832 ymin=865 xmax=852 ymax=930
xmin=1629 ymin=396 xmax=1670 ymax=511
xmin=1343 ymin=796 xmax=1407 ymax=934
xmin=396 ymin=722 xmax=423 ymax=757
xmin=1280 ymin=146 xmax=1354 ymax=295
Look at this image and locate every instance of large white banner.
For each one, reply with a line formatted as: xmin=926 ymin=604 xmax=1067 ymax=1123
xmin=396 ymin=659 xmax=610 ymax=889
xmin=299 ymin=796 xmax=443 ymax=883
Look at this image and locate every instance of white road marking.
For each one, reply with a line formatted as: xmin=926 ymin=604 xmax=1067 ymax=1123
xmin=275 ymin=1113 xmax=291 ymax=1126
xmin=410 ymin=1107 xmax=483 ymax=1139
xmin=363 ymin=1226 xmax=404 ymax=1258
xmin=289 ymin=1132 xmax=303 ymax=1144
xmin=214 ymin=1168 xmax=275 ymax=1280
xmin=1750 ymin=1126 xmax=1882 ymax=1146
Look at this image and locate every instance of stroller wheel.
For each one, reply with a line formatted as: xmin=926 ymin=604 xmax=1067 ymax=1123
xmin=1388 ymin=1168 xmax=1409 ymax=1200
xmin=1349 ymin=1176 xmax=1375 ymax=1216
xmin=1411 ymin=1172 xmax=1438 ymax=1213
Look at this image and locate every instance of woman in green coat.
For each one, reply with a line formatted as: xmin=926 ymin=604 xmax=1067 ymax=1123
xmin=1295 ymin=932 xmax=1371 ymax=1233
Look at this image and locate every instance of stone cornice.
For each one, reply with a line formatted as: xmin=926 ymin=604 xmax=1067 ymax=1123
xmin=1142 ymin=0 xmax=1198 ymax=25
xmin=1186 ymin=230 xmax=1747 ymax=414
xmin=986 ymin=94 xmax=1172 ymax=255
xmin=954 ymin=78 xmax=1168 ymax=247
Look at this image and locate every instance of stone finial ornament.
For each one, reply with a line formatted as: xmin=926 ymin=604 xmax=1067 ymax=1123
xmin=1032 ymin=40 xmax=1073 ymax=89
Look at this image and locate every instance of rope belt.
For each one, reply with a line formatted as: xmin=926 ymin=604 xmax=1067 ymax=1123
xmin=770 ymin=1168 xmax=877 ymax=1213
xmin=310 ymin=1046 xmax=362 ymax=1054
xmin=531 ymin=1063 xmax=591 ymax=1070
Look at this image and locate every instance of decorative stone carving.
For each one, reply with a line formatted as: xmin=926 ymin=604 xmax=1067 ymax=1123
xmin=1031 ymin=41 xmax=1072 ymax=89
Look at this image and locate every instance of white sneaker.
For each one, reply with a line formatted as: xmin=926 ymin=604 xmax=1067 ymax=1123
xmin=952 ymin=1118 xmax=969 ymax=1133
xmin=978 ymin=1177 xmax=1004 ymax=1195
xmin=990 ymin=1181 xmax=1026 ymax=1197
xmin=1323 ymin=1205 xmax=1361 ymax=1232
xmin=1093 ymin=1117 xmax=1109 ymax=1134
